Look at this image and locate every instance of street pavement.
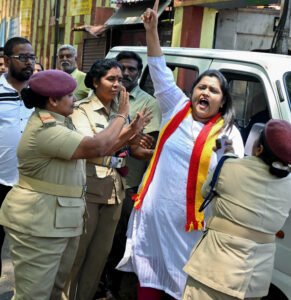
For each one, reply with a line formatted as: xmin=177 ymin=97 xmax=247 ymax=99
xmin=0 ymin=240 xmax=136 ymax=300
xmin=0 ymin=238 xmax=14 ymax=299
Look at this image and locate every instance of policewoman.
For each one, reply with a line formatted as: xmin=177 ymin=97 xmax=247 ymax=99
xmin=183 ymin=120 xmax=291 ymax=300
xmin=68 ymin=58 xmax=136 ymax=300
xmin=0 ymin=70 xmax=146 ymax=300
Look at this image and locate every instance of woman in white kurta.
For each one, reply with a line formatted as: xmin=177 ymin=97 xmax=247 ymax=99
xmin=117 ymin=7 xmax=244 ymax=300
xmin=183 ymin=120 xmax=291 ymax=300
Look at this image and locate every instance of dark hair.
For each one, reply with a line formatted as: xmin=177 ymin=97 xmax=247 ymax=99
xmin=116 ymin=51 xmax=143 ymax=71
xmin=190 ymin=69 xmax=235 ymax=133
xmin=84 ymin=58 xmax=123 ymax=90
xmin=21 ymin=87 xmax=49 ymax=109
xmin=35 ymin=62 xmax=44 ymax=71
xmin=4 ymin=37 xmax=31 ymax=56
xmin=258 ymin=131 xmax=289 ymax=178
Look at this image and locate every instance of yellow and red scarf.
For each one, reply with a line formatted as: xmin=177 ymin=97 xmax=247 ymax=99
xmin=132 ymin=100 xmax=224 ymax=231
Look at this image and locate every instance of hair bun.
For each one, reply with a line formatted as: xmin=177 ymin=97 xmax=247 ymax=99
xmin=84 ymin=72 xmax=94 ymax=89
xmin=21 ymin=87 xmax=34 ymax=109
xmin=21 ymin=86 xmax=48 ymax=109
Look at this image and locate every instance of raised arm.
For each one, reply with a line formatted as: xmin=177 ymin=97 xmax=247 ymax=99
xmin=71 ymin=88 xmax=129 ymax=159
xmin=72 ymin=87 xmax=150 ymax=159
xmin=142 ymin=4 xmax=162 ymax=57
xmin=141 ymin=3 xmax=188 ymax=114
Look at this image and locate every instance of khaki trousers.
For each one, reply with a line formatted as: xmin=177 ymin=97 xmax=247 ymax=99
xmin=67 ymin=201 xmax=122 ymax=300
xmin=5 ymin=227 xmax=79 ymax=300
xmin=182 ymin=276 xmax=261 ymax=300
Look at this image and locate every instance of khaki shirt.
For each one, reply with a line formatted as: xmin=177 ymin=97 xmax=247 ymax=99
xmin=0 ymin=109 xmax=86 ymax=237
xmin=125 ymin=86 xmax=161 ymax=188
xmin=72 ymin=93 xmax=125 ymax=204
xmin=71 ymin=68 xmax=91 ymax=101
xmin=184 ymin=156 xmax=291 ymax=299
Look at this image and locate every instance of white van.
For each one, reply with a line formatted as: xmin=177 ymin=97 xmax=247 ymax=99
xmin=107 ymin=46 xmax=291 ymax=299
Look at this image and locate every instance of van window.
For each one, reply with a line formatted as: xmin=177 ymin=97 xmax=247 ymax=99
xmin=222 ymin=72 xmax=270 ymax=143
xmin=140 ymin=66 xmax=155 ymax=97
xmin=284 ymin=72 xmax=291 ymax=108
xmin=140 ymin=64 xmax=198 ymax=98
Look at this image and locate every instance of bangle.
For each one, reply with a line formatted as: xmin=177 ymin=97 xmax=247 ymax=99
xmin=114 ymin=113 xmax=127 ymax=122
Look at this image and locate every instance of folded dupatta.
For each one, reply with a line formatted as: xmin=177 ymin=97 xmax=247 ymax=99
xmin=133 ymin=100 xmax=224 ymax=231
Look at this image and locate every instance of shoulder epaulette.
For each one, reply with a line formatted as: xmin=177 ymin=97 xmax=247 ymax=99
xmin=74 ymin=98 xmax=91 ymax=108
xmin=39 ymin=111 xmax=56 ymax=127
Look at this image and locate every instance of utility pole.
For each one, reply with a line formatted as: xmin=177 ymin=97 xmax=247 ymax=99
xmin=276 ymin=0 xmax=291 ymax=54
xmin=52 ymin=0 xmax=61 ymax=69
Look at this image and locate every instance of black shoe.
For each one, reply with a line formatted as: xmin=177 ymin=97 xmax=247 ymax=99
xmin=94 ymin=281 xmax=107 ymax=299
xmin=106 ymin=289 xmax=120 ymax=300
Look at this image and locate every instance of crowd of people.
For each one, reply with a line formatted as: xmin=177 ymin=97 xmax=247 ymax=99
xmin=0 ymin=3 xmax=291 ymax=300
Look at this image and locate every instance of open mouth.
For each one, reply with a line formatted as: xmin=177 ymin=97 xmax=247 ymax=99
xmin=198 ymin=98 xmax=209 ymax=109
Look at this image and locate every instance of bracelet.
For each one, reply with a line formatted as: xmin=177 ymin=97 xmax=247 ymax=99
xmin=114 ymin=113 xmax=127 ymax=122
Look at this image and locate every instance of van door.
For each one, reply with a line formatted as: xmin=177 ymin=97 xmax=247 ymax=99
xmin=212 ymin=60 xmax=291 ymax=300
xmin=140 ymin=55 xmax=212 ymax=98
xmin=210 ymin=60 xmax=281 ymax=142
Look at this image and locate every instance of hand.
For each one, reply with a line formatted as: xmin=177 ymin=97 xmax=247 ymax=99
xmin=72 ymin=25 xmax=108 ymax=37
xmin=129 ymin=133 xmax=155 ymax=149
xmin=224 ymin=139 xmax=235 ymax=154
xmin=130 ymin=107 xmax=153 ymax=135
xmin=213 ymin=136 xmax=234 ymax=154
xmin=117 ymin=86 xmax=129 ymax=118
xmin=141 ymin=0 xmax=159 ymax=32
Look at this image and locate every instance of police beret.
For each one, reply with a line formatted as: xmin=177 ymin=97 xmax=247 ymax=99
xmin=28 ymin=70 xmax=77 ymax=97
xmin=265 ymin=119 xmax=291 ymax=164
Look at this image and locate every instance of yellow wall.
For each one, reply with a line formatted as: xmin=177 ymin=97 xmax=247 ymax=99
xmin=200 ymin=7 xmax=217 ymax=48
xmin=0 ymin=0 xmax=115 ymax=68
xmin=1 ymin=0 xmax=216 ymax=69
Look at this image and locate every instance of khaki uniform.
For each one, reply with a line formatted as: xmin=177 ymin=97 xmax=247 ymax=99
xmin=0 ymin=109 xmax=86 ymax=300
xmin=183 ymin=277 xmax=260 ymax=300
xmin=68 ymin=93 xmax=125 ymax=300
xmin=183 ymin=156 xmax=291 ymax=300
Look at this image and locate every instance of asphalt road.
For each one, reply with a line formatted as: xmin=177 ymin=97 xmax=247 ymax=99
xmin=0 ymin=239 xmax=137 ymax=300
xmin=0 ymin=238 xmax=14 ymax=300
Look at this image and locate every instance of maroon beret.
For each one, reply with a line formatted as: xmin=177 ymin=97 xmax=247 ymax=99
xmin=28 ymin=70 xmax=77 ymax=97
xmin=265 ymin=119 xmax=291 ymax=164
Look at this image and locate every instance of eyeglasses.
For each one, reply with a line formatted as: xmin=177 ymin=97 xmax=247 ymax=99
xmin=9 ymin=54 xmax=38 ymax=63
xmin=58 ymin=54 xmax=74 ymax=59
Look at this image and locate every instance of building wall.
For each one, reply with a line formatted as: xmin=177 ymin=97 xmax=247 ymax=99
xmin=215 ymin=7 xmax=291 ymax=51
xmin=0 ymin=0 xmax=21 ymax=39
xmin=0 ymin=0 xmax=115 ymax=69
xmin=171 ymin=6 xmax=217 ymax=88
xmin=1 ymin=0 xmax=234 ymax=71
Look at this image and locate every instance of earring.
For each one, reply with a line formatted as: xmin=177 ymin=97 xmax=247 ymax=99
xmin=94 ymin=84 xmax=98 ymax=89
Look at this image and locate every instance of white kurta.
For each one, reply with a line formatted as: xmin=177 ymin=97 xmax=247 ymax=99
xmin=117 ymin=56 xmax=244 ymax=299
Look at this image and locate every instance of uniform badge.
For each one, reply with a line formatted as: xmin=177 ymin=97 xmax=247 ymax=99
xmin=39 ymin=111 xmax=56 ymax=127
